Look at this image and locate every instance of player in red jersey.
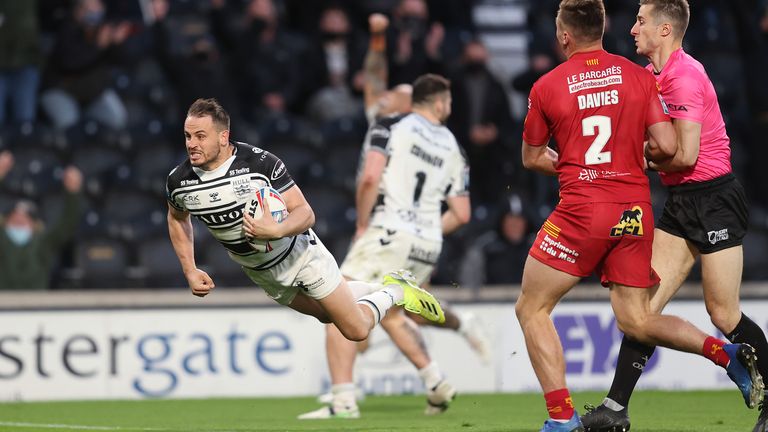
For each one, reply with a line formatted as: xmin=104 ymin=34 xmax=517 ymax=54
xmin=515 ymin=1 xmax=763 ymax=431
xmin=581 ymin=1 xmax=768 ymax=431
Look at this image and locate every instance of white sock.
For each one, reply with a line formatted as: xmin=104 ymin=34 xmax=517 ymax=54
xmin=331 ymin=383 xmax=357 ymax=410
xmin=603 ymin=397 xmax=625 ymax=411
xmin=347 ymin=281 xmax=379 ymax=299
xmin=418 ymin=361 xmax=443 ymax=390
xmin=357 ymin=287 xmax=402 ymax=324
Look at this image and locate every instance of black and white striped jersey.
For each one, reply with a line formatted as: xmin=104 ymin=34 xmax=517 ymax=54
xmin=166 ymin=142 xmax=296 ymax=269
xmin=366 ymin=113 xmax=469 ymax=242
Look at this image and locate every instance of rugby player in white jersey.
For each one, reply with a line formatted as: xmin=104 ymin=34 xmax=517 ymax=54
xmin=166 ymin=98 xmax=446 ymax=350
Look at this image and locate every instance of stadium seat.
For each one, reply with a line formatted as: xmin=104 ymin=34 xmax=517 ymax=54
xmin=102 ymin=189 xmax=165 ymax=241
xmin=132 ymin=145 xmax=181 ymax=197
xmin=74 ymin=238 xmax=130 ymax=288
xmin=323 ymin=144 xmax=361 ymax=191
xmin=320 ymin=115 xmax=366 ymax=148
xmin=0 ymin=147 xmax=63 ymax=198
xmin=136 ymin=238 xmax=187 ymax=288
xmin=300 ymin=185 xmax=354 ymax=238
xmin=263 ymin=141 xmax=318 ymax=184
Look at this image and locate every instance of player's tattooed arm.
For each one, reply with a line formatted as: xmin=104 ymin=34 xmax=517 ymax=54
xmin=363 ymin=14 xmax=389 ymax=109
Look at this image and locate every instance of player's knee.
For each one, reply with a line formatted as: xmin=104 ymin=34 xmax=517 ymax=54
xmin=337 ymin=322 xmax=369 ymax=342
xmin=615 ymin=315 xmax=647 ymax=342
xmin=514 ymin=297 xmax=532 ymax=323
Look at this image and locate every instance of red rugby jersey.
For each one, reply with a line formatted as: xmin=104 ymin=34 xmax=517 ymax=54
xmin=523 ymin=49 xmax=670 ymax=203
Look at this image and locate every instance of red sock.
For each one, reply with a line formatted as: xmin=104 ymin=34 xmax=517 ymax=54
xmin=702 ymin=336 xmax=730 ymax=368
xmin=545 ymin=388 xmax=575 ymax=421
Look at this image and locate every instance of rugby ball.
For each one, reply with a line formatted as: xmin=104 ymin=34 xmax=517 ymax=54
xmin=245 ymin=186 xmax=288 ymax=253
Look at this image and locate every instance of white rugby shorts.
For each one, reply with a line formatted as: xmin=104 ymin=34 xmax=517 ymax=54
xmin=241 ymin=229 xmax=342 ymax=305
xmin=340 ymin=226 xmax=442 ymax=286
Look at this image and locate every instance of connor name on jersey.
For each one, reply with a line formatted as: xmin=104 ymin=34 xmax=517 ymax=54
xmin=166 ymin=142 xmax=295 ymax=270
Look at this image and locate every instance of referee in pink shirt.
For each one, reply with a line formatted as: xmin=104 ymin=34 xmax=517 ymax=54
xmin=581 ymin=1 xmax=768 ymax=431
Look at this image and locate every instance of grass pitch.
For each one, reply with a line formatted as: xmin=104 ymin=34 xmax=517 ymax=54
xmin=0 ymin=391 xmax=758 ymax=431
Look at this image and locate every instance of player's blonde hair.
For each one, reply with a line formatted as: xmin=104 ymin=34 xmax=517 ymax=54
xmin=640 ymin=0 xmax=690 ymax=39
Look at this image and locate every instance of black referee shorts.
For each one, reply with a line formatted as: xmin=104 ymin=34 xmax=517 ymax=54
xmin=656 ymin=173 xmax=748 ymax=254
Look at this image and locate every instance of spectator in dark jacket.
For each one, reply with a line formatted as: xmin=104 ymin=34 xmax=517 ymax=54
xmin=448 ymin=39 xmax=517 ymax=205
xmin=0 ymin=166 xmax=83 ymax=289
xmin=0 ymin=0 xmax=42 ymax=126
xmin=39 ymin=0 xmax=132 ymax=130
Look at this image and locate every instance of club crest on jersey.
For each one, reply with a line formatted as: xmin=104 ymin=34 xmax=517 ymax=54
xmin=232 ymin=177 xmax=252 ymax=199
xmin=209 ymin=192 xmax=222 ymax=203
xmin=610 ymin=206 xmax=644 ymax=237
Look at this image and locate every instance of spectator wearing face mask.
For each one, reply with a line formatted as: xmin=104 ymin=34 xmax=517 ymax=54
xmin=0 ymin=166 xmax=83 ymax=289
xmin=303 ymin=4 xmax=367 ymax=122
xmin=39 ymin=0 xmax=133 ymax=130
xmin=447 ymin=39 xmax=518 ymax=206
xmin=389 ymin=0 xmax=445 ymax=85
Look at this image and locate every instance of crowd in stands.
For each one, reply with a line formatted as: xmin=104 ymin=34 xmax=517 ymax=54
xmin=1 ymin=0 xmax=767 ymax=289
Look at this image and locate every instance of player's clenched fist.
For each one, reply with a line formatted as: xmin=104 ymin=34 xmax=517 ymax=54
xmin=185 ymin=268 xmax=215 ymax=297
xmin=369 ymin=13 xmax=388 ymax=33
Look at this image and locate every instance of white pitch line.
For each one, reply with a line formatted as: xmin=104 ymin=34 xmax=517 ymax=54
xmin=0 ymin=422 xmax=170 ymax=431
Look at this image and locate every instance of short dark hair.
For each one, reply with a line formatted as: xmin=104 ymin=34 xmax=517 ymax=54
xmin=557 ymin=0 xmax=605 ymax=43
xmin=187 ymin=98 xmax=230 ymax=131
xmin=412 ymin=74 xmax=451 ymax=106
xmin=640 ymin=0 xmax=689 ymax=39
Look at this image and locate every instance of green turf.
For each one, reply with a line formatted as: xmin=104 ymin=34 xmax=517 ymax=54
xmin=0 ymin=391 xmax=758 ymax=431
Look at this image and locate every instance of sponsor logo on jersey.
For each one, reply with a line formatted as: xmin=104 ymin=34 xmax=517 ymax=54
xmin=232 ymin=177 xmax=252 ymax=199
xmin=182 ymin=194 xmax=201 ymax=207
xmin=197 ymin=206 xmax=245 ymax=226
xmin=229 ymin=167 xmax=250 ymax=176
xmin=181 ymin=179 xmax=199 ymax=186
xmin=707 ymin=228 xmax=729 ymax=245
xmin=271 ymin=161 xmax=286 ymax=181
xmin=610 ymin=206 xmax=644 ymax=237
xmin=567 ymin=66 xmax=623 ymax=93
xmin=252 ymin=146 xmax=263 ymax=153
xmin=209 ymin=192 xmax=222 ymax=203
xmin=666 ymin=103 xmax=688 ymax=112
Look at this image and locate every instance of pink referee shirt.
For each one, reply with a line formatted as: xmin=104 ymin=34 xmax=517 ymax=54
xmin=647 ymin=48 xmax=732 ymax=185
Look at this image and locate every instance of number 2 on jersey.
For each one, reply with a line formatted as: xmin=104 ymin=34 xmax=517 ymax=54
xmin=583 ymin=115 xmax=611 ymax=165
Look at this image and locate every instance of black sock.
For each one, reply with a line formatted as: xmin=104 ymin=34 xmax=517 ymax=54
xmin=606 ymin=335 xmax=656 ymax=408
xmin=727 ymin=313 xmax=768 ymax=381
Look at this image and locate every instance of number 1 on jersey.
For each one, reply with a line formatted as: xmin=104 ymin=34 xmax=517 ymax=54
xmin=413 ymin=171 xmax=426 ymax=204
xmin=583 ymin=115 xmax=612 ymax=165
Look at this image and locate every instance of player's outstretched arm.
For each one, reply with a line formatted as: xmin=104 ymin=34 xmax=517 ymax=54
xmin=363 ymin=14 xmax=389 ymax=110
xmin=522 ymin=140 xmax=558 ymax=176
xmin=167 ymin=204 xmax=214 ymax=297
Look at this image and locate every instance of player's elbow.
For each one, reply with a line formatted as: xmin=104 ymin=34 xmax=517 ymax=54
xmin=455 ymin=207 xmax=471 ymax=225
xmin=521 ymin=156 xmax=536 ymax=170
